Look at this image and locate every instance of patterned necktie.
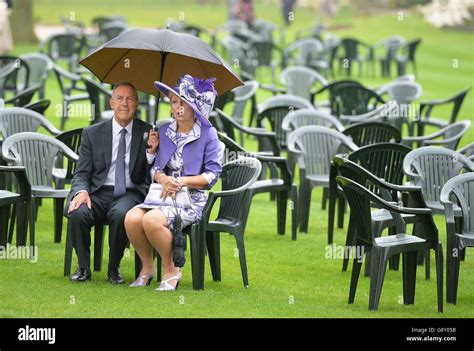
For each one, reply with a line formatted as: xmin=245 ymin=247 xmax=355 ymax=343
xmin=113 ymin=128 xmax=127 ymax=198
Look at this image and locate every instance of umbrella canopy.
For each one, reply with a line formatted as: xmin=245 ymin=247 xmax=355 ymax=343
xmin=79 ymin=28 xmax=243 ymax=97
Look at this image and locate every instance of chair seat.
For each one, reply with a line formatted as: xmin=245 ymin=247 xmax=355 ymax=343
xmin=372 ymin=208 xmax=414 ymax=222
xmin=307 ymin=174 xmax=329 ymax=186
xmin=208 ymin=218 xmax=240 ymax=232
xmin=251 ymin=178 xmax=284 ymax=189
xmin=0 ymin=190 xmax=21 ymax=205
xmin=32 ymin=186 xmax=70 ymax=198
xmin=426 ymin=200 xmax=462 ymax=216
xmin=375 ymin=233 xmax=425 ymax=247
xmin=457 ymin=232 xmax=474 ymax=245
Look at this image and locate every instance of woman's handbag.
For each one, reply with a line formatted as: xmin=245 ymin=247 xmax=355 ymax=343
xmin=143 ymin=183 xmax=193 ymax=208
xmin=143 ymin=183 xmax=188 ymax=267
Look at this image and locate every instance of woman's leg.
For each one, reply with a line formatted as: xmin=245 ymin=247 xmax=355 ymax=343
xmin=142 ymin=209 xmax=179 ymax=284
xmin=124 ymin=208 xmax=154 ymax=276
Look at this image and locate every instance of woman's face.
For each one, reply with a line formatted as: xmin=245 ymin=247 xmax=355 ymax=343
xmin=170 ymin=94 xmax=195 ymax=123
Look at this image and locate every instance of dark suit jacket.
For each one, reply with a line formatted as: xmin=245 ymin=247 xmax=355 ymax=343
xmin=71 ymin=118 xmax=152 ymax=198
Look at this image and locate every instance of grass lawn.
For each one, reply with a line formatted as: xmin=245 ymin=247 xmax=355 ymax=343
xmin=1 ymin=2 xmax=473 ymax=318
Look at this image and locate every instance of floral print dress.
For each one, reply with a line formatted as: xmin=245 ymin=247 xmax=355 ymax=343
xmin=136 ymin=120 xmax=216 ymax=230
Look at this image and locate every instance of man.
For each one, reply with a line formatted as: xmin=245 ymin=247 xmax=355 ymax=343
xmin=67 ymin=81 xmax=158 ymax=284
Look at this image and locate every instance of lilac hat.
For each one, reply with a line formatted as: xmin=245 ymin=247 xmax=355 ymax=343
xmin=154 ymin=75 xmax=218 ymax=126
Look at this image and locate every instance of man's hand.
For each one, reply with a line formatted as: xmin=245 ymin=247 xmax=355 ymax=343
xmin=68 ymin=192 xmax=92 ymax=213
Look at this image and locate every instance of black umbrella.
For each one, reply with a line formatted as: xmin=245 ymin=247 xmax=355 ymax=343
xmin=79 ymin=28 xmax=243 ymax=120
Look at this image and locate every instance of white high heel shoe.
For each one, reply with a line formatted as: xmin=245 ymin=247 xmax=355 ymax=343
xmin=129 ymin=273 xmax=154 ymax=287
xmin=156 ymin=272 xmax=182 ymax=291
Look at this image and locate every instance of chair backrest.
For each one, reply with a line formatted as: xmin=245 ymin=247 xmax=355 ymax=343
xmin=241 ymin=32 xmax=275 ymax=67
xmin=231 ymin=80 xmax=259 ymax=124
xmin=101 ymin=21 xmax=127 ymax=41
xmin=422 ymin=87 xmax=470 ymax=125
xmin=0 ymin=56 xmax=30 ymax=93
xmin=422 ymin=120 xmax=471 ymax=150
xmin=349 ymin=142 xmax=411 ymax=187
xmin=404 ymin=38 xmax=421 ymax=61
xmin=211 ymin=109 xmax=280 ymax=156
xmin=83 ymin=77 xmax=112 ymax=124
xmin=331 ymin=85 xmax=385 ymax=117
xmin=19 ymin=53 xmax=53 ymax=87
xmin=22 ymin=99 xmax=51 ymax=115
xmin=284 ymin=37 xmax=325 ymax=67
xmin=209 ymin=110 xmax=237 ymax=141
xmin=0 ymin=107 xmax=60 ymax=140
xmin=339 ymin=100 xmax=399 ymax=125
xmin=257 ymin=94 xmax=314 ymax=149
xmin=218 ymin=131 xmax=249 ymax=162
xmin=46 ymin=34 xmax=83 ymax=61
xmin=314 ymin=79 xmax=363 ymax=107
xmin=56 ymin=127 xmax=83 ymax=180
xmin=280 ymin=66 xmax=329 ymax=101
xmin=458 ymin=142 xmax=474 ymax=160
xmin=403 ymin=146 xmax=474 ymax=203
xmin=213 ymin=90 xmax=235 ymax=112
xmin=377 ymin=80 xmax=422 ymax=105
xmin=252 ymin=18 xmax=277 ymax=42
xmin=381 ymin=35 xmax=405 ymax=60
xmin=343 ymin=121 xmax=402 ymax=146
xmin=183 ymin=24 xmax=203 ymax=37
xmin=340 ymin=38 xmax=365 ymax=60
xmin=440 ymin=172 xmax=474 ymax=234
xmin=335 ymin=176 xmax=377 ymax=244
xmin=282 ymin=108 xmax=344 ymax=133
xmin=2 ymin=132 xmax=78 ymax=187
xmin=92 ymin=15 xmax=126 ymax=30
xmin=221 ymin=35 xmax=257 ymax=77
xmin=288 ymin=125 xmax=358 ymax=177
xmin=217 ymin=157 xmax=262 ymax=222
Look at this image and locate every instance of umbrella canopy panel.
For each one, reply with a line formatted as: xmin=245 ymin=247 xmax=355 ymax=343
xmin=80 ymin=29 xmax=242 ymax=96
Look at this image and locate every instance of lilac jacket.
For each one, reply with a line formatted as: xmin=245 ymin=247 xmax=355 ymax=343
xmin=152 ymin=120 xmax=222 ymax=188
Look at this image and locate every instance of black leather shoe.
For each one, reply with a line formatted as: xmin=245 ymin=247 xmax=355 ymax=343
xmin=70 ymin=267 xmax=91 ymax=282
xmin=107 ymin=268 xmax=124 ymax=284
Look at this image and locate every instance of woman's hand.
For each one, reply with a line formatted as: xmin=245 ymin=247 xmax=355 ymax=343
xmin=147 ymin=129 xmax=159 ymax=155
xmin=156 ymin=174 xmax=182 ymax=199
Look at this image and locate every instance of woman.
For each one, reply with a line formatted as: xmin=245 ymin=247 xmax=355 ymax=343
xmin=124 ymin=75 xmax=222 ymax=291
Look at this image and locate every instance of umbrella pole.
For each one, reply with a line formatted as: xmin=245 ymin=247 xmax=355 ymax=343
xmin=154 ymin=52 xmax=169 ymax=124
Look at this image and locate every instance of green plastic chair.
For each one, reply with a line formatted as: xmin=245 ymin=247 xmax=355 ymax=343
xmin=440 ymin=173 xmax=474 ymax=304
xmin=336 ymin=175 xmax=443 ymax=312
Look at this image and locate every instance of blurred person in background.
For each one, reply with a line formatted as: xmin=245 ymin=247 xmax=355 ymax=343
xmin=282 ymin=0 xmax=297 ymax=26
xmin=232 ymin=0 xmax=255 ymax=28
xmin=0 ymin=0 xmax=13 ymax=54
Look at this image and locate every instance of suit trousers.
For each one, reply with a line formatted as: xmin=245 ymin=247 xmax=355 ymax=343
xmin=66 ymin=186 xmax=144 ymax=270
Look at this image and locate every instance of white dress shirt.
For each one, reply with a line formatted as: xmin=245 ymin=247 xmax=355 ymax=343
xmin=74 ymin=118 xmax=155 ymax=197
xmin=104 ymin=118 xmax=134 ymax=188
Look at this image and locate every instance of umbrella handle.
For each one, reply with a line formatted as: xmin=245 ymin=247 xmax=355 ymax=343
xmin=144 ymin=123 xmax=158 ymax=149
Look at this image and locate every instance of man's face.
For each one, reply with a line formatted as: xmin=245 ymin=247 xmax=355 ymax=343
xmin=109 ymin=85 xmax=138 ymax=125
